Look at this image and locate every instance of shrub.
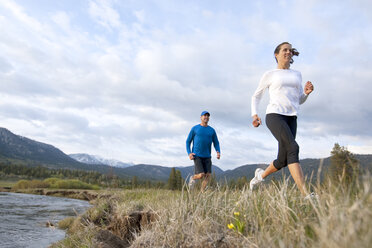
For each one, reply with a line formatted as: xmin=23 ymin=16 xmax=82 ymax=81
xmin=13 ymin=179 xmax=50 ymax=189
xmin=13 ymin=180 xmax=30 ymax=189
xmin=43 ymin=177 xmax=61 ymax=185
xmin=58 ymin=217 xmax=75 ymax=230
xmin=54 ymin=179 xmax=99 ymax=190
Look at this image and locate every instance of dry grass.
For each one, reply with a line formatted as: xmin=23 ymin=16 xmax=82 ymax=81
xmin=52 ymin=175 xmax=372 ymax=248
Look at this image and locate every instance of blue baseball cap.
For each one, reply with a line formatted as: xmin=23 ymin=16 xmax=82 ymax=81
xmin=201 ymin=111 xmax=210 ymax=116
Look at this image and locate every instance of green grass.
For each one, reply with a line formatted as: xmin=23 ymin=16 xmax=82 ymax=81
xmin=52 ymin=175 xmax=372 ymax=248
xmin=0 ymin=179 xmax=17 ymax=187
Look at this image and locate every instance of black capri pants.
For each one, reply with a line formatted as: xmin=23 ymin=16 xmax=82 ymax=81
xmin=266 ymin=113 xmax=299 ymax=170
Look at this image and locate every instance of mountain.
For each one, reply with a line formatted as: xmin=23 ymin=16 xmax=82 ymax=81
xmin=69 ymin=153 xmax=133 ymax=168
xmin=0 ymin=127 xmax=224 ymax=181
xmin=0 ymin=127 xmax=82 ymax=167
xmin=0 ymin=127 xmax=131 ymax=178
xmin=218 ymin=155 xmax=372 ymax=181
xmin=1 ymin=127 xmax=371 ymax=182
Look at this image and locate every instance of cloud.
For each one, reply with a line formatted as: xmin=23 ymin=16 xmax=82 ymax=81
xmin=88 ymin=0 xmax=121 ymax=30
xmin=0 ymin=1 xmax=371 ymax=170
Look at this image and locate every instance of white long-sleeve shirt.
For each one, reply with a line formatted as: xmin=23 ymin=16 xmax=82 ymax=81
xmin=251 ymin=69 xmax=308 ymax=117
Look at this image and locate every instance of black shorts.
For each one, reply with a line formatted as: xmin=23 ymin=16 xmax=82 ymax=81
xmin=266 ymin=113 xmax=299 ymax=170
xmin=193 ymin=156 xmax=212 ymax=174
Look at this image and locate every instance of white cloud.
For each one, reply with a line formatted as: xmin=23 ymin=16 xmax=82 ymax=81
xmin=0 ymin=1 xmax=371 ymax=170
xmin=88 ymin=0 xmax=121 ymax=30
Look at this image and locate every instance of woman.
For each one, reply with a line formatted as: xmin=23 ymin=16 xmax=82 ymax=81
xmin=249 ymin=42 xmax=314 ymax=197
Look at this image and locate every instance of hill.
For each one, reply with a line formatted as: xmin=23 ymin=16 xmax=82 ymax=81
xmin=219 ymin=155 xmax=372 ymax=181
xmin=121 ymin=164 xmax=224 ymax=181
xmin=1 ymin=127 xmax=371 ymax=182
xmin=0 ymin=127 xmax=133 ymax=178
xmin=0 ymin=127 xmax=223 ymax=181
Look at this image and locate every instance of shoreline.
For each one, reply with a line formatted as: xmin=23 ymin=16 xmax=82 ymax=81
xmin=0 ymin=187 xmax=102 ymax=201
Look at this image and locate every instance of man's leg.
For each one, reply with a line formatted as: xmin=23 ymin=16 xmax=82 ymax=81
xmin=189 ymin=157 xmax=205 ymax=189
xmin=201 ymin=173 xmax=210 ymax=192
xmin=193 ymin=173 xmax=206 ymax=180
xmin=200 ymin=157 xmax=212 ymax=192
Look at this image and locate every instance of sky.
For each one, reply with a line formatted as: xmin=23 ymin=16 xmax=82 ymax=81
xmin=1 ymin=0 xmax=372 ymax=170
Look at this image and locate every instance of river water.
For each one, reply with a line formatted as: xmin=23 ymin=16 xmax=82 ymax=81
xmin=0 ymin=192 xmax=91 ymax=248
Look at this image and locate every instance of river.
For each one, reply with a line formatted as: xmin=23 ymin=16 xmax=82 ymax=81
xmin=0 ymin=192 xmax=91 ymax=248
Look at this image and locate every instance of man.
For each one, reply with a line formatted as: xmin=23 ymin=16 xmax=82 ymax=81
xmin=186 ymin=111 xmax=221 ymax=191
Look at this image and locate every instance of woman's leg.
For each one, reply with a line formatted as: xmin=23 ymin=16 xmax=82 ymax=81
xmin=266 ymin=114 xmax=306 ymax=194
xmin=285 ymin=116 xmax=307 ymax=195
xmin=288 ymin=162 xmax=306 ymax=195
xmin=262 ymin=162 xmax=278 ymax=179
xmin=266 ymin=114 xmax=289 ymax=170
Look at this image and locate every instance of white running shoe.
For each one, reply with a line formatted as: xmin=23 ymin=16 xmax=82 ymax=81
xmin=304 ymin=192 xmax=319 ymax=201
xmin=188 ymin=177 xmax=196 ymax=190
xmin=250 ymin=168 xmax=265 ymax=191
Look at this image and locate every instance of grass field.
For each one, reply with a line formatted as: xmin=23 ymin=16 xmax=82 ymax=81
xmin=0 ymin=179 xmax=17 ymax=187
xmin=52 ymin=175 xmax=372 ymax=248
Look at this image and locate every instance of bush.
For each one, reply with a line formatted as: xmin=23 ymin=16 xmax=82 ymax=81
xmin=43 ymin=177 xmax=60 ymax=185
xmin=29 ymin=179 xmax=50 ymax=188
xmin=58 ymin=217 xmax=76 ymax=230
xmin=13 ymin=179 xmax=50 ymax=189
xmin=54 ymin=179 xmax=99 ymax=190
xmin=13 ymin=180 xmax=30 ymax=189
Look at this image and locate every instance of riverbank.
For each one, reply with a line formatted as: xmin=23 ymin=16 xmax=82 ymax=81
xmin=50 ymin=176 xmax=372 ymax=248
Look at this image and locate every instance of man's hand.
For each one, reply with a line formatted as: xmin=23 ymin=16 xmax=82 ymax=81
xmin=217 ymin=152 xmax=221 ymax=160
xmin=189 ymin=153 xmax=195 ymax=160
xmin=304 ymin=81 xmax=314 ymax=95
xmin=252 ymin=115 xmax=261 ymax=127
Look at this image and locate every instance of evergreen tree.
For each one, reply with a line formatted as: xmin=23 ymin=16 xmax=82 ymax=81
xmin=168 ymin=167 xmax=177 ymax=190
xmin=329 ymin=143 xmax=359 ymax=185
xmin=175 ymin=170 xmax=183 ymax=190
xmin=131 ymin=176 xmax=138 ymax=189
xmin=237 ymin=176 xmax=248 ymax=189
xmin=146 ymin=180 xmax=151 ymax=188
xmin=209 ymin=172 xmax=217 ymax=189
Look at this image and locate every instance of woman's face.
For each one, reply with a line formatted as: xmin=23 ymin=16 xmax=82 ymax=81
xmin=275 ymin=43 xmax=293 ymax=65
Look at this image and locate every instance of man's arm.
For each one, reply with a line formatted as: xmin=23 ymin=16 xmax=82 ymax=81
xmin=212 ymin=131 xmax=221 ymax=159
xmin=186 ymin=128 xmax=195 ymax=160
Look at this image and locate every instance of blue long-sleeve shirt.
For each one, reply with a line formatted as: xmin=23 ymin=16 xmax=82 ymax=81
xmin=186 ymin=124 xmax=220 ymax=158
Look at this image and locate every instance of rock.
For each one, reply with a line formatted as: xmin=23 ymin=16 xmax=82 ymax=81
xmin=95 ymin=229 xmax=130 ymax=248
xmin=108 ymin=211 xmax=158 ymax=244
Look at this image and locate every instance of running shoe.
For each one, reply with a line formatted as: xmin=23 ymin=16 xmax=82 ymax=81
xmin=304 ymin=192 xmax=319 ymax=200
xmin=249 ymin=168 xmax=265 ymax=191
xmin=188 ymin=177 xmax=196 ymax=190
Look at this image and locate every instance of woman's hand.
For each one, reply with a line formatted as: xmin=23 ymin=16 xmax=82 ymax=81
xmin=252 ymin=115 xmax=261 ymax=127
xmin=304 ymin=81 xmax=314 ymax=95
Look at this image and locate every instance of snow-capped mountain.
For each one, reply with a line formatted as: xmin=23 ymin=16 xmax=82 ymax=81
xmin=69 ymin=153 xmax=134 ymax=168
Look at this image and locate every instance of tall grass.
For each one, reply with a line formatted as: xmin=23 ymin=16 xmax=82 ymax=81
xmin=53 ymin=175 xmax=372 ymax=248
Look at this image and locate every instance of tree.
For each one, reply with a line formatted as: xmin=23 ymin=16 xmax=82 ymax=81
xmin=145 ymin=180 xmax=151 ymax=188
xmin=132 ymin=176 xmax=138 ymax=189
xmin=175 ymin=170 xmax=183 ymax=190
xmin=168 ymin=167 xmax=177 ymax=190
xmin=209 ymin=172 xmax=217 ymax=189
xmin=237 ymin=176 xmax=248 ymax=189
xmin=329 ymin=143 xmax=359 ymax=185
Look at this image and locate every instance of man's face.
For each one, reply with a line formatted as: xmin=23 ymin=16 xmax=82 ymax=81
xmin=200 ymin=114 xmax=210 ymax=123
